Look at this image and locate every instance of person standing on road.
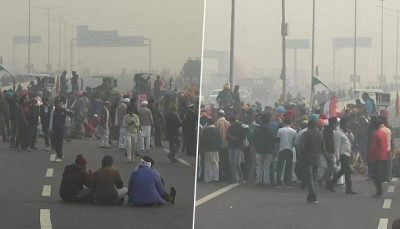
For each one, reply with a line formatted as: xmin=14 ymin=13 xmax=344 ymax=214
xmin=164 ymin=104 xmax=182 ymax=162
xmin=40 ymin=97 xmax=53 ymax=151
xmin=27 ymin=98 xmax=39 ymax=150
xmin=15 ymin=96 xmax=30 ymax=151
xmin=227 ymin=117 xmax=246 ymax=183
xmin=183 ymin=104 xmax=198 ymax=156
xmin=322 ymin=117 xmax=339 ymax=189
xmin=128 ymin=156 xmax=176 ymax=206
xmin=253 ymin=112 xmax=276 ymax=187
xmin=276 ymin=119 xmax=297 ymax=186
xmin=115 ymin=97 xmax=129 ymax=150
xmin=138 ymin=100 xmax=153 ymax=153
xmin=122 ymin=108 xmax=140 ymax=163
xmin=327 ymin=118 xmax=357 ymax=194
xmin=368 ymin=115 xmax=392 ymax=197
xmin=92 ymin=155 xmax=128 ymax=205
xmin=300 ymin=116 xmax=325 ymax=204
xmin=6 ymin=92 xmax=18 ymax=150
xmin=214 ymin=110 xmax=231 ymax=181
xmin=98 ymin=101 xmax=111 ymax=148
xmin=49 ymin=99 xmax=73 ymax=162
xmin=59 ymin=154 xmax=93 ymax=202
xmin=200 ymin=121 xmax=221 ymax=183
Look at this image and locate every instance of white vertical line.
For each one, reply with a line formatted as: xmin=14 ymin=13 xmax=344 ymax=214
xmin=45 ymin=168 xmax=54 ymax=178
xmin=42 ymin=185 xmax=51 ymax=197
xmin=383 ymin=199 xmax=392 ymax=209
xmin=40 ymin=209 xmax=52 ymax=229
xmin=388 ymin=185 xmax=395 ymax=193
xmin=49 ymin=154 xmax=56 ymax=162
xmin=378 ymin=218 xmax=388 ymax=229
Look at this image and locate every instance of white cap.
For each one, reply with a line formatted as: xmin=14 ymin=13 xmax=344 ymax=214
xmin=141 ymin=100 xmax=148 ymax=106
xmin=122 ymin=98 xmax=130 ymax=103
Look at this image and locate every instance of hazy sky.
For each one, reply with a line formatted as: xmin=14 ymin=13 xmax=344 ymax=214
xmin=203 ymin=0 xmax=400 ymax=91
xmin=1 ymin=0 xmax=204 ymax=75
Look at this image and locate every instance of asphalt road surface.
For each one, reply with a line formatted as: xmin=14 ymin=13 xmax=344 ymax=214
xmin=0 ymin=138 xmax=196 ymax=229
xmin=195 ymin=176 xmax=400 ymax=229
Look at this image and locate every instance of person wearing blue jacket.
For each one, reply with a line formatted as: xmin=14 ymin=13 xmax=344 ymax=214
xmin=128 ymin=156 xmax=176 ymax=206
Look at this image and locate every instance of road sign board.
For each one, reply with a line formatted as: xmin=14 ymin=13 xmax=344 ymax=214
xmin=286 ymin=39 xmax=310 ymax=49
xmin=13 ymin=36 xmax=41 ymax=45
xmin=76 ymin=25 xmax=145 ymax=47
xmin=333 ymin=37 xmax=371 ymax=49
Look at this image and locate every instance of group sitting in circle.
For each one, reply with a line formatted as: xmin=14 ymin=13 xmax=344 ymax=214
xmin=59 ymin=154 xmax=176 ymax=206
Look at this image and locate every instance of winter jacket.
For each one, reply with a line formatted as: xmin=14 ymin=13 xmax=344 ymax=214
xmin=227 ymin=122 xmax=246 ymax=148
xmin=128 ymin=166 xmax=167 ymax=205
xmin=59 ymin=163 xmax=92 ymax=201
xmin=165 ymin=111 xmax=182 ymax=137
xmin=201 ymin=125 xmax=222 ymax=152
xmin=300 ymin=126 xmax=325 ymax=164
xmin=138 ymin=107 xmax=153 ymax=126
xmin=253 ymin=124 xmax=276 ymax=155
xmin=214 ymin=117 xmax=230 ymax=148
xmin=369 ymin=126 xmax=391 ymax=161
xmin=92 ymin=167 xmax=124 ymax=204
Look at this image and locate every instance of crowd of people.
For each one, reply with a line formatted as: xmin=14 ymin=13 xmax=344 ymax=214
xmin=199 ymin=83 xmax=396 ymax=204
xmin=0 ymin=72 xmax=199 ymax=206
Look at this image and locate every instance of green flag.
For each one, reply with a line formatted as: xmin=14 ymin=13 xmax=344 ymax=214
xmin=312 ymin=76 xmax=330 ymax=91
xmin=0 ymin=65 xmax=5 ymax=72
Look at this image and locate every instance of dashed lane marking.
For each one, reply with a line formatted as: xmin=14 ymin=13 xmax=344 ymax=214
xmin=45 ymin=168 xmax=54 ymax=178
xmin=196 ymin=183 xmax=241 ymax=207
xmin=40 ymin=209 xmax=52 ymax=229
xmin=162 ymin=148 xmax=191 ymax=167
xmin=383 ymin=199 xmax=392 ymax=209
xmin=49 ymin=154 xmax=56 ymax=162
xmin=42 ymin=185 xmax=51 ymax=197
xmin=388 ymin=186 xmax=395 ymax=193
xmin=392 ymin=177 xmax=398 ymax=182
xmin=378 ymin=218 xmax=388 ymax=229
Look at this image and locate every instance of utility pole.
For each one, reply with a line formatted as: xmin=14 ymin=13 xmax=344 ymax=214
xmin=281 ymin=0 xmax=288 ymax=103
xmin=380 ymin=0 xmax=385 ymax=87
xmin=33 ymin=5 xmax=64 ymax=73
xmin=28 ymin=0 xmax=31 ymax=76
xmin=229 ymin=0 xmax=235 ymax=87
xmin=310 ymin=0 xmax=316 ymax=106
xmin=396 ymin=10 xmax=400 ymax=87
xmin=353 ymin=0 xmax=357 ymax=90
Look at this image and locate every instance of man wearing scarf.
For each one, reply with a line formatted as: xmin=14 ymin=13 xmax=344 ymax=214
xmin=128 ymin=156 xmax=176 ymax=206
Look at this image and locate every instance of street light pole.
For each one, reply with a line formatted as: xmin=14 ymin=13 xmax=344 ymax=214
xmin=281 ymin=0 xmax=287 ymax=103
xmin=396 ymin=10 xmax=399 ymax=87
xmin=353 ymin=0 xmax=357 ymax=90
xmin=33 ymin=5 xmax=64 ymax=73
xmin=310 ymin=0 xmax=316 ymax=106
xmin=229 ymin=0 xmax=235 ymax=87
xmin=380 ymin=0 xmax=384 ymax=86
xmin=28 ymin=0 xmax=31 ymax=76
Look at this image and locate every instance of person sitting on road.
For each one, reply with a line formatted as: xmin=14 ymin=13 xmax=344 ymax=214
xmin=92 ymin=155 xmax=128 ymax=205
xmin=59 ymin=154 xmax=93 ymax=202
xmin=128 ymin=156 xmax=176 ymax=206
xmin=393 ymin=219 xmax=400 ymax=229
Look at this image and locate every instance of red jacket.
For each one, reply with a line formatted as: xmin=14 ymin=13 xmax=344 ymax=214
xmin=368 ymin=127 xmax=390 ymax=161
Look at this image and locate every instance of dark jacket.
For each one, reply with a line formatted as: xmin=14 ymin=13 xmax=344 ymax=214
xmin=59 ymin=163 xmax=92 ymax=202
xmin=165 ymin=111 xmax=182 ymax=137
xmin=253 ymin=124 xmax=276 ymax=155
xmin=92 ymin=167 xmax=124 ymax=204
xmin=300 ymin=127 xmax=325 ymax=164
xmin=40 ymin=105 xmax=53 ymax=130
xmin=227 ymin=122 xmax=246 ymax=148
xmin=323 ymin=126 xmax=335 ymax=155
xmin=200 ymin=125 xmax=222 ymax=152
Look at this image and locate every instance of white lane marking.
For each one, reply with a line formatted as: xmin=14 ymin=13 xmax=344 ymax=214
xmin=45 ymin=168 xmax=54 ymax=178
xmin=42 ymin=185 xmax=51 ymax=197
xmin=392 ymin=177 xmax=398 ymax=182
xmin=177 ymin=158 xmax=191 ymax=166
xmin=196 ymin=183 xmax=241 ymax=207
xmin=383 ymin=199 xmax=392 ymax=209
xmin=378 ymin=218 xmax=388 ymax=229
xmin=40 ymin=209 xmax=52 ymax=229
xmin=162 ymin=148 xmax=191 ymax=166
xmin=388 ymin=185 xmax=395 ymax=193
xmin=49 ymin=154 xmax=56 ymax=162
